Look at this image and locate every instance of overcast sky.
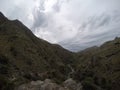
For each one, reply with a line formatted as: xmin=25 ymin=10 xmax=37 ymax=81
xmin=0 ymin=0 xmax=120 ymax=51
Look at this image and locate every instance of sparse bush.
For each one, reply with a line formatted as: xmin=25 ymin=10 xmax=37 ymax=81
xmin=26 ymin=60 xmax=32 ymax=66
xmin=82 ymin=77 xmax=99 ymax=90
xmin=0 ymin=65 xmax=8 ymax=74
xmin=0 ymin=55 xmax=9 ymax=65
xmin=10 ymin=47 xmax=17 ymax=56
xmin=0 ymin=55 xmax=9 ymax=75
xmin=0 ymin=75 xmax=14 ymax=90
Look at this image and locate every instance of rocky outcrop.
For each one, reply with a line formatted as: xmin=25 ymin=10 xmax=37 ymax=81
xmin=63 ymin=78 xmax=82 ymax=90
xmin=16 ymin=78 xmax=82 ymax=90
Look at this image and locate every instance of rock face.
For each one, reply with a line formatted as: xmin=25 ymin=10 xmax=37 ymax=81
xmin=63 ymin=78 xmax=82 ymax=90
xmin=16 ymin=78 xmax=82 ymax=90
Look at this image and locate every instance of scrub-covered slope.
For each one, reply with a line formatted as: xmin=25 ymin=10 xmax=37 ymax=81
xmin=0 ymin=12 xmax=120 ymax=90
xmin=74 ymin=37 xmax=120 ymax=90
xmin=0 ymin=12 xmax=75 ymax=89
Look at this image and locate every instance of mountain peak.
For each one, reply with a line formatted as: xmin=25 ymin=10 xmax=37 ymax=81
xmin=0 ymin=12 xmax=5 ymax=19
xmin=0 ymin=12 xmax=7 ymax=23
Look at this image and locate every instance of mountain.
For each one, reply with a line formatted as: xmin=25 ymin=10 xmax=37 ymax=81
xmin=0 ymin=12 xmax=8 ymax=24
xmin=0 ymin=12 xmax=120 ymax=90
xmin=73 ymin=37 xmax=120 ymax=90
xmin=0 ymin=12 xmax=75 ymax=89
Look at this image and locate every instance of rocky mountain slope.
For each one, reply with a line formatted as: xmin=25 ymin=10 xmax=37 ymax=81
xmin=73 ymin=37 xmax=120 ymax=90
xmin=0 ymin=12 xmax=120 ymax=90
xmin=0 ymin=12 xmax=75 ymax=89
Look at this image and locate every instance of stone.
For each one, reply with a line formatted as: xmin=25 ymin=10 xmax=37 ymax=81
xmin=16 ymin=78 xmax=82 ymax=90
xmin=63 ymin=78 xmax=82 ymax=90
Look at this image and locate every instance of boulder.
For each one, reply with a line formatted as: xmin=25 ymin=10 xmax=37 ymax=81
xmin=16 ymin=78 xmax=82 ymax=90
xmin=16 ymin=79 xmax=64 ymax=90
xmin=63 ymin=78 xmax=82 ymax=90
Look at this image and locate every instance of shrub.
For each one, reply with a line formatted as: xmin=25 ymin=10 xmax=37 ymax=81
xmin=82 ymin=77 xmax=98 ymax=90
xmin=0 ymin=75 xmax=14 ymax=90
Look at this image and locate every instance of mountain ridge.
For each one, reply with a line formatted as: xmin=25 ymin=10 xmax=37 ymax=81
xmin=0 ymin=12 xmax=120 ymax=90
xmin=0 ymin=12 xmax=76 ymax=89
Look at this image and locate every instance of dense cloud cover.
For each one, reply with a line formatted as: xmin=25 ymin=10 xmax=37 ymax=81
xmin=0 ymin=0 xmax=120 ymax=51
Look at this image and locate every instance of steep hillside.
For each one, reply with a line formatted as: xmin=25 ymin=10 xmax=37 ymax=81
xmin=0 ymin=12 xmax=75 ymax=89
xmin=0 ymin=12 xmax=120 ymax=90
xmin=74 ymin=37 xmax=120 ymax=90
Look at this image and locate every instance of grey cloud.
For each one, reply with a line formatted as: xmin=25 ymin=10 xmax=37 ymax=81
xmin=32 ymin=0 xmax=120 ymax=52
xmin=81 ymin=14 xmax=111 ymax=30
xmin=53 ymin=0 xmax=70 ymax=12
xmin=52 ymin=1 xmax=61 ymax=12
xmin=33 ymin=11 xmax=48 ymax=29
xmin=38 ymin=0 xmax=46 ymax=11
xmin=60 ymin=30 xmax=120 ymax=52
xmin=59 ymin=12 xmax=120 ymax=52
xmin=52 ymin=0 xmax=66 ymax=12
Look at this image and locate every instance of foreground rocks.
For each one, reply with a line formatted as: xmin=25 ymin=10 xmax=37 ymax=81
xmin=63 ymin=78 xmax=82 ymax=90
xmin=16 ymin=78 xmax=82 ymax=90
